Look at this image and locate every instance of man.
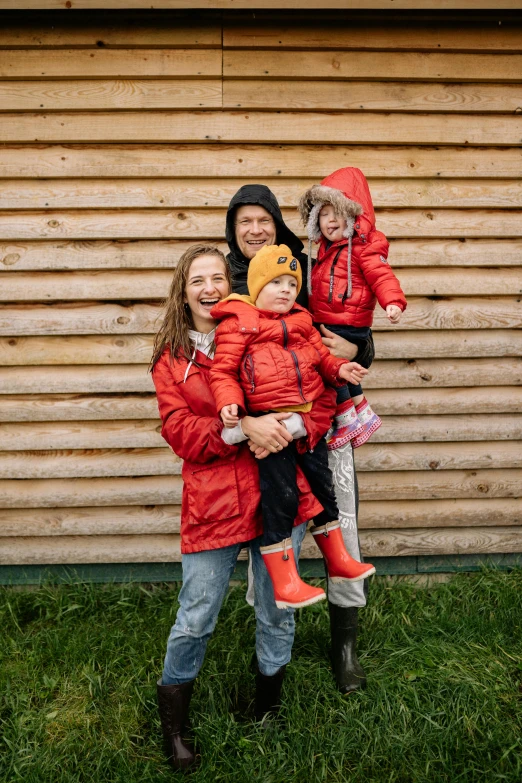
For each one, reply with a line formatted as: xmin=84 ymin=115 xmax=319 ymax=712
xmin=226 ymin=184 xmax=372 ymax=695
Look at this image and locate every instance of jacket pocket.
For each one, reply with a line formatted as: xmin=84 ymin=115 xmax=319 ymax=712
xmin=242 ymin=353 xmax=256 ymax=393
xmin=184 ymin=461 xmax=240 ymax=524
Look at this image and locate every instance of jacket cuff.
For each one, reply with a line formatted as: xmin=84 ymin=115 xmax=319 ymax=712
xmin=220 ymin=420 xmax=247 ymax=445
xmin=282 ymin=412 xmax=307 ymax=439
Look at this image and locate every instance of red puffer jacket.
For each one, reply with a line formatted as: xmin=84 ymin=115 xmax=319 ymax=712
xmin=300 ymin=167 xmax=407 ymax=327
xmin=210 ymin=297 xmax=344 ymax=437
xmin=152 ymin=346 xmax=322 ymax=553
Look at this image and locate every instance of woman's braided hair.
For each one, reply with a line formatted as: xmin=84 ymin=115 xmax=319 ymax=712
xmin=149 ymin=243 xmax=231 ymax=370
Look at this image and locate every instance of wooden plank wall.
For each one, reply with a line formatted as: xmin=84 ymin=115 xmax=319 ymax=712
xmin=0 ymin=10 xmax=521 ymax=569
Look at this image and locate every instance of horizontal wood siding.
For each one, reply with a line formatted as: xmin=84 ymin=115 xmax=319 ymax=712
xmin=0 ymin=10 xmax=521 ymax=567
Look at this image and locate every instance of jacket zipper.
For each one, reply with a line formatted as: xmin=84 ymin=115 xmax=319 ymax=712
xmin=281 ymin=319 xmax=288 ymax=349
xmin=291 ymin=351 xmax=306 ymax=401
xmin=328 ymin=247 xmax=344 ymax=303
xmin=281 ymin=319 xmax=305 ymax=401
xmin=243 ymin=353 xmax=255 ymax=393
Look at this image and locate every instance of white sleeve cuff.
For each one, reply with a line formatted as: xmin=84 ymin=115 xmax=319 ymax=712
xmin=283 ymin=413 xmax=307 ymax=440
xmin=220 ymin=420 xmax=248 ymax=445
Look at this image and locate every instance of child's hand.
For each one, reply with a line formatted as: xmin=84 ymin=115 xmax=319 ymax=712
xmin=221 ymin=404 xmax=239 ymax=428
xmin=386 ymin=305 xmax=402 ymax=324
xmin=338 ymin=362 xmax=368 ymax=385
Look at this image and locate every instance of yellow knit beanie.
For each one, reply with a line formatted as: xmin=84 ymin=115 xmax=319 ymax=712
xmin=247 ymin=244 xmax=302 ymax=303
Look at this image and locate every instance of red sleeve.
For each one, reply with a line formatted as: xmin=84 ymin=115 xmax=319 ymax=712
xmin=209 ymin=320 xmax=248 ymax=414
xmin=152 ymin=354 xmax=237 ymax=464
xmin=299 ymin=385 xmax=337 ymax=452
xmin=359 ymin=230 xmax=407 ymax=312
xmin=308 ymin=324 xmax=347 ymax=386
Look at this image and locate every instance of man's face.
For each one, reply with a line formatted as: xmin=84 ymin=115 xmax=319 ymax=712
xmin=234 ymin=205 xmax=277 ymax=259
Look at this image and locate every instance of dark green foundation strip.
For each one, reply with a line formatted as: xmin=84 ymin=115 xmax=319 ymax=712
xmin=1 ymin=553 xmax=521 ymax=586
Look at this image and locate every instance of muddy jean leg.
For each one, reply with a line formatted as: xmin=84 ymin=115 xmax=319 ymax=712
xmin=162 ymin=543 xmax=242 ymax=685
xmin=250 ymin=522 xmax=308 ymax=676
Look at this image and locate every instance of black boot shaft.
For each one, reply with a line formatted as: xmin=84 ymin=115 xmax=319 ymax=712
xmin=254 ymin=664 xmax=286 ymax=722
xmin=328 ymin=603 xmax=366 ymax=695
xmin=157 ymin=679 xmax=197 ymax=770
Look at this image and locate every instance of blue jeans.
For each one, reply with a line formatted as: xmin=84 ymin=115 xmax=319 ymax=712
xmin=162 ymin=522 xmax=308 ymax=684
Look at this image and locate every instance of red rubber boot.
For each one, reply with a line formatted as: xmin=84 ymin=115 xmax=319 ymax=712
xmin=311 ymin=522 xmax=376 ymax=583
xmin=260 ymin=538 xmax=326 ymax=609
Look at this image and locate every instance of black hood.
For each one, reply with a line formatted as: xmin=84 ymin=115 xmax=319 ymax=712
xmin=225 ymin=184 xmax=306 ymax=299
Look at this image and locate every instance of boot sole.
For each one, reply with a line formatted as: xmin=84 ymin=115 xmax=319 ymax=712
xmin=352 ymin=418 xmax=382 ymax=449
xmin=275 ymin=592 xmax=326 ymax=609
xmin=329 ymin=566 xmax=376 ymax=583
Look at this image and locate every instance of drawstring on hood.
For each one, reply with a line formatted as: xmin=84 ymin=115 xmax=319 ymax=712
xmin=183 ymin=328 xmax=216 ymax=383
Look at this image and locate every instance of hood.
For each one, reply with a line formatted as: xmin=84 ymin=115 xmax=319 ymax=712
xmin=211 ymin=293 xmax=256 ymax=319
xmin=211 ymin=293 xmax=306 ymax=323
xmin=226 ymin=184 xmax=305 ymax=278
xmin=298 ymin=167 xmax=375 ymax=242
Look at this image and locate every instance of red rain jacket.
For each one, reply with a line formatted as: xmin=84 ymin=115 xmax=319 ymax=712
xmin=310 ymin=168 xmax=407 ymax=328
xmin=210 ymin=297 xmax=342 ymax=450
xmin=152 ymin=347 xmax=322 ymax=553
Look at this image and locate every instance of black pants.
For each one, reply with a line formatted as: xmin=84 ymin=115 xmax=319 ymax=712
xmin=258 ymin=437 xmax=339 ymax=546
xmin=324 ymin=324 xmax=373 ymax=404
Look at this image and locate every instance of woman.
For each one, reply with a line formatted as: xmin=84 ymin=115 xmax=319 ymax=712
xmin=150 ymin=244 xmax=322 ymax=770
xmin=226 ymin=186 xmax=372 ymax=695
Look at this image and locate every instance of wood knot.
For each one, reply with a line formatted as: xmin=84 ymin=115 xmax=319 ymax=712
xmin=2 ymin=253 xmax=20 ymax=266
xmin=48 ymin=219 xmax=60 ymax=228
xmin=116 ymin=316 xmax=130 ymax=325
xmin=477 ymin=484 xmax=489 ymax=494
xmin=428 ymin=461 xmax=440 ymax=470
xmin=177 ymin=213 xmax=186 ymax=220
xmin=420 ymin=373 xmax=432 ymax=382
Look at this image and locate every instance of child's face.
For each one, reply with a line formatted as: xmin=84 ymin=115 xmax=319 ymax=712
xmin=319 ymin=203 xmax=348 ymax=243
xmin=255 ymin=274 xmax=298 ymax=314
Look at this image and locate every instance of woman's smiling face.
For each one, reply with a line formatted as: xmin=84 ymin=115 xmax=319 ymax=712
xmin=184 ymin=254 xmax=230 ymax=333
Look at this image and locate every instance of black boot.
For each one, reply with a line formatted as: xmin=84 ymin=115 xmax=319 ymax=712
xmin=328 ymin=604 xmax=367 ymax=695
xmin=254 ymin=663 xmax=286 ymax=722
xmin=156 ymin=679 xmax=197 ymax=770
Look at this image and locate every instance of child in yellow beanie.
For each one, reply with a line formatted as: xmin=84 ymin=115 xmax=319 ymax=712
xmin=209 ymin=245 xmax=375 ymax=610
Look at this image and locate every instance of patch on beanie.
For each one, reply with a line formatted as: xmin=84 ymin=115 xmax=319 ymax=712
xmin=290 ymin=258 xmax=298 ymax=271
xmin=277 ymin=256 xmax=287 ymax=264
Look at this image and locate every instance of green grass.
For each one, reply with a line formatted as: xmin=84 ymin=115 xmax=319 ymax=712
xmin=1 ymin=571 xmax=521 ymax=783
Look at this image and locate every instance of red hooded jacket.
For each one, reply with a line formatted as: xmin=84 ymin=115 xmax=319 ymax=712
xmin=299 ymin=167 xmax=407 ymax=328
xmin=152 ymin=346 xmax=322 ymax=553
xmin=209 ymin=297 xmax=342 ymax=450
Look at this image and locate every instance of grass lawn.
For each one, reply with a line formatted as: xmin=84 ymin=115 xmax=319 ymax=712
xmin=1 ymin=570 xmax=521 ymax=783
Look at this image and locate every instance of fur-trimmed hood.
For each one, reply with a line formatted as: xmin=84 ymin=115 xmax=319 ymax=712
xmin=298 ymin=167 xmax=375 ymax=242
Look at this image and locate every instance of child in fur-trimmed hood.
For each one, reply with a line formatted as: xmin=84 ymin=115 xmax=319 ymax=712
xmin=299 ymin=167 xmax=407 ymax=449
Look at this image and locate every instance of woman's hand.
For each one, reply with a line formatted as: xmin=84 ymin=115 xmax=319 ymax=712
xmin=248 ymin=442 xmax=271 ymax=460
xmin=241 ymin=412 xmax=293 ymax=452
xmin=319 ymin=324 xmax=358 ymax=360
xmin=338 ymin=362 xmax=369 ymax=385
